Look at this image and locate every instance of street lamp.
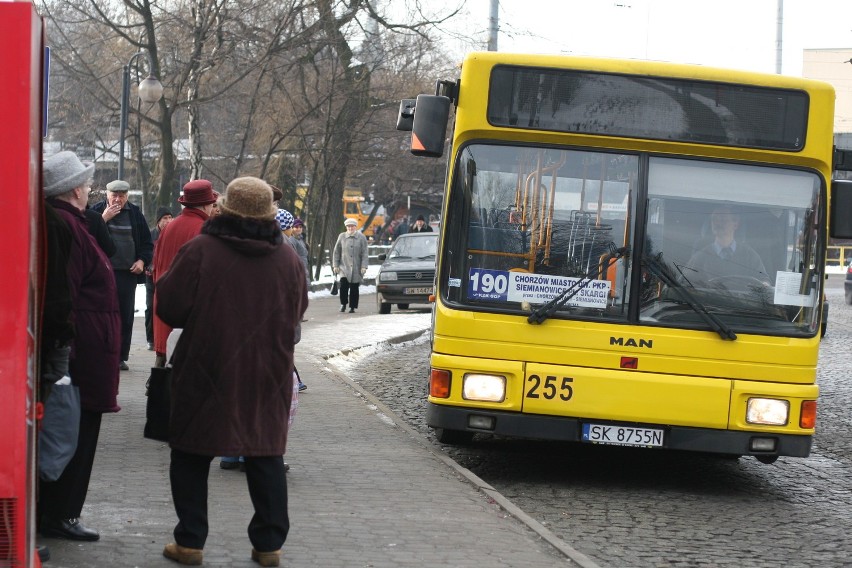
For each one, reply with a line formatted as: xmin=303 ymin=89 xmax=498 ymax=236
xmin=117 ymin=51 xmax=163 ymax=180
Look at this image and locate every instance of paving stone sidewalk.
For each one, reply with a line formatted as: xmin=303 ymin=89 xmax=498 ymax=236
xmin=41 ymin=294 xmax=570 ymax=567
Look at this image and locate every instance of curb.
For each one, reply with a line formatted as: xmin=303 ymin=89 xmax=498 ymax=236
xmin=317 ymin=337 xmax=601 ymax=568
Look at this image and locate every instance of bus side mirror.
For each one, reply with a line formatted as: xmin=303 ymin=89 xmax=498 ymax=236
xmin=411 ymin=94 xmax=450 ymax=158
xmin=396 ymin=99 xmax=415 ymax=131
xmin=830 ymin=180 xmax=852 ymax=239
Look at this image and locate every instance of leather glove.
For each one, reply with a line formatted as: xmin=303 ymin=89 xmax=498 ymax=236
xmin=41 ymin=344 xmax=71 ymax=386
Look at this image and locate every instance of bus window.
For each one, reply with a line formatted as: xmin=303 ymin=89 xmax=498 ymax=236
xmin=640 ymin=157 xmax=821 ymax=336
xmin=443 ymin=144 xmax=636 ymax=321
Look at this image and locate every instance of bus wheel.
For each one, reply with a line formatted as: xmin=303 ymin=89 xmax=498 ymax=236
xmin=755 ymin=454 xmax=779 ymax=465
xmin=435 ymin=428 xmax=474 ymax=445
xmin=398 ymin=303 xmax=410 ymax=310
xmin=379 ymin=302 xmax=392 ymax=314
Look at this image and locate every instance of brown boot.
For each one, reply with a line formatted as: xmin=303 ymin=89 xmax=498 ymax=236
xmin=251 ymin=548 xmax=281 ymax=567
xmin=163 ymin=542 xmax=203 ymax=565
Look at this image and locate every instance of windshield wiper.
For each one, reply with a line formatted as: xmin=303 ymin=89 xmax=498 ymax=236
xmin=528 ymin=243 xmax=628 ymax=325
xmin=643 ymin=253 xmax=737 ymax=341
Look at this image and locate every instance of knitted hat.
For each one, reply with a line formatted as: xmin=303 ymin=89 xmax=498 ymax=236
xmin=106 ymin=180 xmax=130 ymax=192
xmin=43 ymin=151 xmax=95 ymax=197
xmin=344 ymin=218 xmax=357 ymax=227
xmin=416 ymin=214 xmax=425 ymax=221
xmin=293 ymin=217 xmax=304 ymax=228
xmin=275 ymin=209 xmax=294 ymax=231
xmin=179 ymin=179 xmax=218 ymax=206
xmin=156 ymin=207 xmax=174 ymax=223
xmin=218 ymin=177 xmax=276 ymax=220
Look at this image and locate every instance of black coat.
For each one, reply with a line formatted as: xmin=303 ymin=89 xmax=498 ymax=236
xmin=91 ymin=200 xmax=153 ymax=282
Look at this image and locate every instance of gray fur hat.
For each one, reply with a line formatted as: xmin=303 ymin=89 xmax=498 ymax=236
xmin=43 ymin=151 xmax=94 ymax=197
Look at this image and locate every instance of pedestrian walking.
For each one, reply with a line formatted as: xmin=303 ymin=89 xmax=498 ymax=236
xmin=332 ymin=218 xmax=369 ymax=313
xmin=91 ymin=180 xmax=153 ymax=371
xmin=156 ymin=177 xmax=307 ymax=567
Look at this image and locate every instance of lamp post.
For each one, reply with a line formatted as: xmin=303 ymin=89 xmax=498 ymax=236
xmin=117 ymin=51 xmax=163 ymax=180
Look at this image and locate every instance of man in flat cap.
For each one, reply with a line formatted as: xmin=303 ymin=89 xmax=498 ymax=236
xmin=152 ymin=179 xmax=218 ymax=367
xmin=92 ymin=180 xmax=153 ymax=370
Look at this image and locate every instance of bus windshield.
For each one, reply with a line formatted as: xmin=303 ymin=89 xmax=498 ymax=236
xmin=441 ymin=143 xmax=823 ymax=337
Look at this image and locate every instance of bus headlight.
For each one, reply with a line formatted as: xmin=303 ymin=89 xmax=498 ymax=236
xmin=462 ymin=374 xmax=506 ymax=402
xmin=746 ymin=398 xmax=789 ymax=426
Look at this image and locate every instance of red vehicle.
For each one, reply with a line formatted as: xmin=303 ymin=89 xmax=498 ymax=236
xmin=0 ymin=3 xmax=48 ymax=567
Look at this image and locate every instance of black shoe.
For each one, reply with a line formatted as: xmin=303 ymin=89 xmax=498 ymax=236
xmin=220 ymin=459 xmax=241 ymax=470
xmin=349 ymin=308 xmax=355 ymax=313
xmin=37 ymin=545 xmax=50 ymax=562
xmin=40 ymin=518 xmax=100 ymax=542
xmin=339 ymin=305 xmax=346 ymax=312
xmin=298 ymin=382 xmax=307 ymax=392
xmin=119 ymin=361 xmax=129 ymax=371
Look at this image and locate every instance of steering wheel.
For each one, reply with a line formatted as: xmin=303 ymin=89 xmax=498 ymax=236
xmin=707 ymin=275 xmax=767 ymax=291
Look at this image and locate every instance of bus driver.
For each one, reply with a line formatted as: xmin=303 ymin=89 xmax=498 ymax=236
xmin=685 ymin=206 xmax=769 ymax=285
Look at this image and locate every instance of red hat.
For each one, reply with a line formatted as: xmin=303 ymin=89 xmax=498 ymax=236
xmin=179 ymin=179 xmax=218 ymax=206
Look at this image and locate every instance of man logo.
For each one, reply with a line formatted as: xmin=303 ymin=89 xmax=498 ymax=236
xmin=610 ymin=337 xmax=653 ymax=348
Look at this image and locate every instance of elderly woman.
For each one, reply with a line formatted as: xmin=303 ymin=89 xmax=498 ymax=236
xmin=40 ymin=151 xmax=121 ymax=543
xmin=156 ymin=177 xmax=307 ymax=567
xmin=332 ymin=218 xmax=369 ymax=313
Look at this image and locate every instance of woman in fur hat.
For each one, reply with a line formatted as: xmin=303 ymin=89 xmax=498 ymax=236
xmin=156 ymin=177 xmax=307 ymax=567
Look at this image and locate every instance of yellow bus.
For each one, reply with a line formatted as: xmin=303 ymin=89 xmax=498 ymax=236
xmin=398 ymin=52 xmax=852 ymax=464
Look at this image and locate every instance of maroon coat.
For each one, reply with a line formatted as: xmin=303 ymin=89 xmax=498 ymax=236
xmin=156 ymin=215 xmax=308 ymax=456
xmin=48 ymin=198 xmax=121 ymax=413
xmin=152 ymin=207 xmax=209 ymax=353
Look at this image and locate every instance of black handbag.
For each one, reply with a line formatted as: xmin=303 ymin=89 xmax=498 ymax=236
xmin=330 ymin=278 xmax=339 ymax=295
xmin=144 ymin=366 xmax=172 ymax=442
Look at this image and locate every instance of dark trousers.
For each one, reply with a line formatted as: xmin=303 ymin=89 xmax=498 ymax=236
xmin=145 ymin=275 xmax=154 ymax=343
xmin=339 ymin=277 xmax=360 ymax=309
xmin=114 ymin=271 xmax=137 ymax=360
xmin=170 ymin=449 xmax=289 ymax=551
xmin=39 ymin=410 xmax=102 ymax=521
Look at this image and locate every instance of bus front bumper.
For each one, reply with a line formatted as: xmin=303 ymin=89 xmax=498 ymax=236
xmin=426 ymin=403 xmax=812 ymax=458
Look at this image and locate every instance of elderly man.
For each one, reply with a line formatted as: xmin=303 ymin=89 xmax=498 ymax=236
xmin=92 ymin=180 xmax=153 ymax=370
xmin=40 ymin=151 xmax=121 ymax=542
xmin=152 ymin=179 xmax=218 ymax=367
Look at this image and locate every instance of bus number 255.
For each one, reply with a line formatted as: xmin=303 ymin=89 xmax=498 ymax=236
xmin=526 ymin=375 xmax=573 ymax=401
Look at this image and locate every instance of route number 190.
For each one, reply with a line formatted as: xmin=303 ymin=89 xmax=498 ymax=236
xmin=470 ymin=271 xmax=508 ymax=294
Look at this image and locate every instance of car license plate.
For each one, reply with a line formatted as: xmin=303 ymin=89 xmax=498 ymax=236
xmin=581 ymin=423 xmax=664 ymax=448
xmin=404 ymin=287 xmax=432 ymax=294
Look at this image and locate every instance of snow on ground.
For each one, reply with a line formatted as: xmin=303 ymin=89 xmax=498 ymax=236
xmin=135 ymin=263 xmax=380 ymax=316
